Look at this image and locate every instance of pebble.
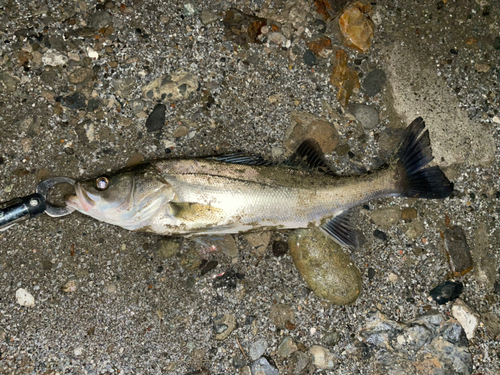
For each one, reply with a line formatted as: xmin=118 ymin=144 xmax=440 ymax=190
xmin=373 ymin=229 xmax=387 ymax=241
xmin=287 ymin=351 xmax=312 ymax=374
xmin=222 ymin=8 xmax=267 ymax=45
xmin=42 ymin=49 xmax=68 ymax=66
xmin=200 ymin=9 xmax=219 ymax=25
xmin=494 ymin=36 xmax=500 ymax=50
xmin=249 ymin=338 xmax=268 ymax=360
xmin=173 ymin=126 xmax=189 ymax=138
xmin=142 ymin=71 xmax=198 ymax=101
xmin=266 ymin=32 xmax=288 ymax=47
xmin=114 ymin=77 xmax=136 ymax=98
xmin=306 ymin=36 xmax=333 ymax=58
xmin=388 ymin=273 xmax=399 ymax=283
xmin=272 ymin=240 xmax=288 ymax=257
xmin=214 ymin=314 xmax=237 ymax=340
xmin=145 ymin=104 xmax=166 ymax=132
xmin=269 ymin=304 xmax=294 ymax=328
xmin=309 ymin=345 xmax=336 ymax=369
xmin=89 ymin=10 xmax=112 ymax=30
xmin=277 ymin=336 xmax=298 ymax=357
xmin=363 ymin=310 xmax=472 ymax=375
xmin=103 ymin=283 xmax=117 ymax=294
xmin=74 ymin=346 xmax=84 ymax=356
xmin=405 ymin=220 xmax=425 ymax=239
xmin=303 ymin=49 xmax=317 ymax=66
xmin=126 ymin=152 xmax=145 ymax=167
xmin=239 ymin=366 xmax=251 ymax=375
xmin=339 ymin=2 xmax=374 ymax=52
xmin=322 ymin=331 xmax=341 ymax=347
xmin=362 ymin=69 xmax=386 ymax=97
xmin=401 ymin=207 xmax=417 ymax=220
xmin=62 ymin=92 xmax=87 ymax=109
xmin=180 ymin=247 xmax=201 ymax=270
xmin=452 ymin=299 xmax=479 ymax=339
xmin=330 ymin=49 xmax=360 ymax=107
xmin=0 ymin=71 xmax=20 ymax=92
xmin=480 ymin=312 xmax=500 ymax=339
xmin=68 ymin=67 xmax=93 ymax=84
xmin=430 ymin=280 xmax=463 ymax=305
xmin=444 ymin=226 xmax=473 ymax=276
xmin=289 ymin=229 xmax=362 ymax=305
xmin=243 ymin=231 xmax=272 ymax=255
xmin=348 ymin=103 xmax=379 ymax=129
xmin=475 ymin=63 xmax=490 ymax=73
xmin=370 ymin=207 xmax=401 ymax=228
xmin=249 ymin=357 xmax=279 ymax=375
xmin=62 ymin=280 xmax=77 ymax=293
xmin=284 ymin=112 xmax=339 ymax=153
xmin=16 ymin=288 xmax=35 ymax=307
xmin=472 ymin=223 xmax=496 ymax=291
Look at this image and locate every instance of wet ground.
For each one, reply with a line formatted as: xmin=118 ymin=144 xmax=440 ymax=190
xmin=0 ymin=0 xmax=499 ymax=374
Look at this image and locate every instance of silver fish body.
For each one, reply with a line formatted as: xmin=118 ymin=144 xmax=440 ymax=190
xmin=65 ymin=118 xmax=452 ymax=248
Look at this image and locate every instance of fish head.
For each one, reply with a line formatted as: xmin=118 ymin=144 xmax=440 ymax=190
xmin=65 ymin=165 xmax=174 ymax=230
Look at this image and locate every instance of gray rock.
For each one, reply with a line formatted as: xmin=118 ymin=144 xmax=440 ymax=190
xmin=363 ymin=310 xmax=472 ymax=375
xmin=48 ymin=34 xmax=65 ymax=51
xmin=472 ymin=223 xmax=496 ymax=290
xmin=289 ymin=229 xmax=362 ymax=305
xmin=309 ymin=345 xmax=335 ymax=369
xmin=444 ymin=226 xmax=473 ymax=276
xmin=362 ymin=69 xmax=386 ymax=97
xmin=323 ymin=331 xmax=341 ymax=347
xmin=89 ymin=11 xmax=112 ymax=30
xmin=348 ymin=103 xmax=379 ymax=129
xmin=430 ymin=281 xmax=463 ymax=305
xmin=114 ymin=77 xmax=136 ymax=98
xmin=62 ymin=92 xmax=87 ymax=109
xmin=249 ymin=338 xmax=268 ymax=361
xmin=277 ymin=336 xmax=298 ymax=357
xmin=269 ymin=304 xmax=294 ymax=328
xmin=250 ymin=357 xmax=279 ymax=375
xmin=145 ymin=104 xmax=166 ymax=132
xmin=287 ymin=351 xmax=312 ymax=374
xmin=303 ymin=50 xmax=317 ymax=66
xmin=201 ymin=9 xmax=219 ymax=25
xmin=0 ymin=71 xmax=20 ymax=92
xmin=214 ymin=314 xmax=236 ymax=340
xmin=371 ymin=207 xmax=401 ymax=228
xmin=130 ymin=99 xmax=145 ymax=114
xmin=142 ymin=71 xmax=198 ymax=101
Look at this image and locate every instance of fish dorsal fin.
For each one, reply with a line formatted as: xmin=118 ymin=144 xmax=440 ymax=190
xmin=284 ymin=139 xmax=330 ymax=172
xmin=320 ymin=209 xmax=359 ymax=249
xmin=208 ymin=153 xmax=275 ymax=166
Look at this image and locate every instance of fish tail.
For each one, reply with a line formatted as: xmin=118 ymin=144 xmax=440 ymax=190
xmin=393 ymin=117 xmax=453 ymax=199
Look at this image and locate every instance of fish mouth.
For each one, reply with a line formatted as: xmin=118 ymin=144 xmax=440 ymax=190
xmin=64 ymin=183 xmax=96 ymax=212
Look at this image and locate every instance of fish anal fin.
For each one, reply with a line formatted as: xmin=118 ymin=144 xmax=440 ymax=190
xmin=320 ymin=210 xmax=359 ymax=249
xmin=285 ymin=139 xmax=332 ymax=173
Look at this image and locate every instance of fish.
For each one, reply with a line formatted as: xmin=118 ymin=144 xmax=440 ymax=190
xmin=65 ymin=117 xmax=452 ymax=248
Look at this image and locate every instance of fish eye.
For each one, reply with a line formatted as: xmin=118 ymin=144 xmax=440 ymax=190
xmin=96 ymin=177 xmax=110 ymax=190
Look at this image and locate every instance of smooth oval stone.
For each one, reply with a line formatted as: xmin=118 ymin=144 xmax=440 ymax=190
xmin=289 ymin=229 xmax=362 ymax=305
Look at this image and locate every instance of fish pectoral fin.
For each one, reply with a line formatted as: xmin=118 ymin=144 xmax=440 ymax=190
xmin=320 ymin=210 xmax=359 ymax=249
xmin=170 ymin=202 xmax=223 ymax=223
xmin=284 ymin=139 xmax=334 ymax=174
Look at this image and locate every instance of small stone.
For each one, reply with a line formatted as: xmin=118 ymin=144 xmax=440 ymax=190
xmin=444 ymin=226 xmax=473 ymax=276
xmin=89 ymin=10 xmax=112 ymax=29
xmin=126 ymin=152 xmax=144 ymax=167
xmin=371 ymin=207 xmax=401 ymax=228
xmin=62 ymin=92 xmax=87 ymax=109
xmin=323 ymin=331 xmax=341 ymax=347
xmin=232 ymin=354 xmax=247 ymax=369
xmin=401 ymin=207 xmax=417 ymax=220
xmin=289 ymin=229 xmax=362 ymax=305
xmin=388 ymin=273 xmax=398 ymax=283
xmin=303 ymin=49 xmax=317 ymax=66
xmin=249 ymin=357 xmax=279 ymax=375
xmin=405 ymin=220 xmax=425 ymax=239
xmin=270 ymin=304 xmax=294 ymax=328
xmin=306 ymin=36 xmax=333 ymax=58
xmin=452 ymin=299 xmax=479 ymax=340
xmin=272 ymin=240 xmax=288 ymax=257
xmin=494 ymin=36 xmax=500 ymax=50
xmin=103 ymin=283 xmax=117 ymax=294
xmin=277 ymin=336 xmax=298 ymax=357
xmin=42 ymin=49 xmax=68 ymax=66
xmin=201 ymin=9 xmax=219 ymax=25
xmin=16 ymin=288 xmax=35 ymax=307
xmin=472 ymin=223 xmax=496 ymax=291
xmin=145 ymin=104 xmax=166 ymax=132
xmin=348 ymin=103 xmax=379 ymax=129
xmin=180 ymin=247 xmax=202 ymax=270
xmin=339 ymin=2 xmax=374 ymax=52
xmin=113 ymin=77 xmax=136 ymax=97
xmin=243 ymin=231 xmax=272 ymax=254
xmin=173 ymin=126 xmax=189 ymax=138
xmin=314 ymin=0 xmax=350 ymax=20
xmin=74 ymin=346 xmax=84 ymax=356
xmin=62 ymin=280 xmax=77 ymax=293
xmin=495 ymin=281 xmax=500 ymax=295
xmin=155 ymin=238 xmax=182 ymax=259
xmin=330 ymin=49 xmax=360 ymax=107
xmin=249 ymin=338 xmax=268 ymax=360
xmin=430 ymin=280 xmax=463 ymax=305
xmin=475 ymin=63 xmax=490 ymax=73
xmin=362 ymin=69 xmax=386 ymax=96
xmin=0 ymin=71 xmax=20 ymax=92
xmin=309 ymin=345 xmax=335 ymax=369
xmin=222 ymin=9 xmax=267 ymax=46
xmin=367 ymin=267 xmax=376 ymax=279
xmin=267 ymin=32 xmax=288 ymax=46
xmin=68 ymin=67 xmax=94 ymax=84
xmin=239 ymin=366 xmax=251 ymax=375
xmin=480 ymin=312 xmax=500 ymax=339
xmin=284 ymin=112 xmax=339 ymax=153
xmin=142 ymin=71 xmax=198 ymax=101
xmin=287 ymin=351 xmax=312 ymax=374
xmin=373 ymin=229 xmax=387 ymax=241
xmin=214 ymin=314 xmax=237 ymax=340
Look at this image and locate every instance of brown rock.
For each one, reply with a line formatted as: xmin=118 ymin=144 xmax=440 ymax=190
xmin=330 ymin=50 xmax=360 ymax=107
xmin=222 ymin=8 xmax=267 ymax=45
xmin=270 ymin=304 xmax=294 ymax=328
xmin=314 ymin=0 xmax=350 ymax=20
xmin=68 ymin=67 xmax=94 ymax=84
xmin=284 ymin=112 xmax=339 ymax=153
xmin=307 ymin=36 xmax=333 ymax=58
xmin=18 ymin=51 xmax=32 ymax=65
xmin=401 ymin=207 xmax=417 ymax=221
xmin=339 ymin=2 xmax=374 ymax=52
xmin=173 ymin=125 xmax=189 ymax=138
xmin=444 ymin=226 xmax=473 ymax=276
xmin=126 ymin=152 xmax=145 ymax=167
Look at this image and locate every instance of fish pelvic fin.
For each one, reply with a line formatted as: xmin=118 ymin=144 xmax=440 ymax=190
xmin=320 ymin=209 xmax=359 ymax=249
xmin=393 ymin=117 xmax=453 ymax=199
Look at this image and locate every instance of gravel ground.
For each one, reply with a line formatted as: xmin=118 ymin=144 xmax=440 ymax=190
xmin=0 ymin=0 xmax=499 ymax=374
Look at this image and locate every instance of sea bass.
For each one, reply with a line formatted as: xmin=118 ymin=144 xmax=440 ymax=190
xmin=65 ymin=118 xmax=452 ymax=248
